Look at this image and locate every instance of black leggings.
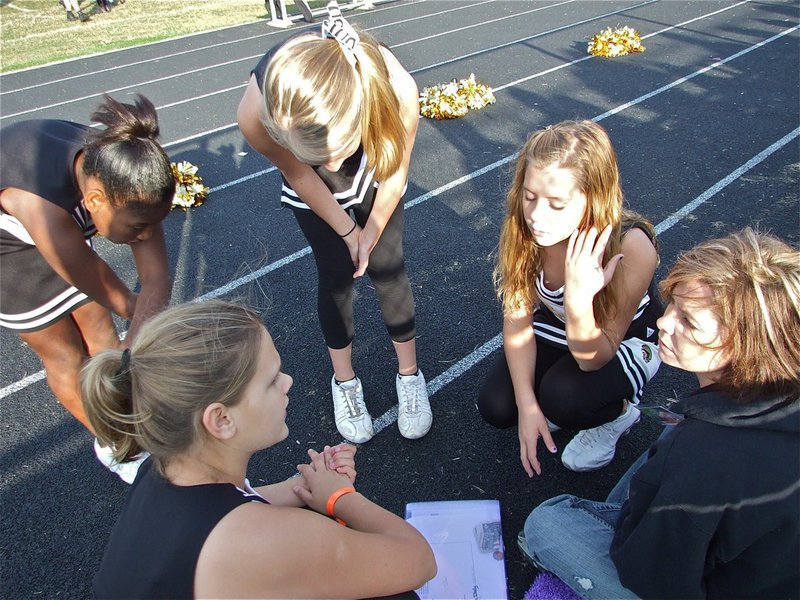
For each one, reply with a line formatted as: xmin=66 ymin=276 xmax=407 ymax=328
xmin=292 ymin=190 xmax=416 ymax=350
xmin=477 ymin=341 xmax=635 ymax=431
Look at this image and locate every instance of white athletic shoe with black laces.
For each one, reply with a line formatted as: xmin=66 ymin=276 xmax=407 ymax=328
xmin=561 ymin=402 xmax=640 ymax=472
xmin=331 ymin=376 xmax=374 ymax=443
xmin=396 ymin=370 xmax=433 ymax=439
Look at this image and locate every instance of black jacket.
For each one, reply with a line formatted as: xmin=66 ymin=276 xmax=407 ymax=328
xmin=610 ymin=386 xmax=799 ymax=599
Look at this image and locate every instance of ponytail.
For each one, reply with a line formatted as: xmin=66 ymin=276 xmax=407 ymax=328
xmin=80 ymin=301 xmax=266 ymax=473
xmin=81 ymin=349 xmax=145 ymax=463
xmin=353 ymin=35 xmax=406 ymax=181
xmin=82 ymin=94 xmax=173 ymax=209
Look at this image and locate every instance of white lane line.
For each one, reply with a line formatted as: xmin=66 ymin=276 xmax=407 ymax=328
xmin=0 ymin=0 xmax=648 ymax=119
xmin=493 ymin=0 xmax=750 ymax=92
xmin=372 ymin=125 xmax=800 ymax=434
xmin=155 ymin=0 xmax=752 ymax=151
xmin=390 ymin=0 xmax=576 ymax=48
xmin=594 ymin=25 xmax=800 ymax=123
xmin=150 ymin=0 xmax=747 ymax=121
xmin=411 ymin=0 xmax=656 ymax=74
xmin=1 ymin=26 xmax=796 ymax=399
xmin=654 ymin=127 xmax=800 ymax=236
xmin=4 ymin=124 xmax=797 ymax=402
xmin=0 ymin=0 xmax=416 ymax=85
xmin=367 ymin=0 xmax=496 ymax=32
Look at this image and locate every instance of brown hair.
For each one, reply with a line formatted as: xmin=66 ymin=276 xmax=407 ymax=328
xmin=496 ymin=121 xmax=655 ymax=333
xmin=261 ymin=30 xmax=406 ymax=181
xmin=660 ymin=229 xmax=800 ymax=400
xmin=80 ymin=301 xmax=265 ymax=470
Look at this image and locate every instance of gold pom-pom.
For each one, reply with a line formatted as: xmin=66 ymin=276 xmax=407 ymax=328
xmin=171 ymin=161 xmax=209 ymax=210
xmin=419 ymin=74 xmax=496 ymax=120
xmin=588 ymin=26 xmax=645 ymax=58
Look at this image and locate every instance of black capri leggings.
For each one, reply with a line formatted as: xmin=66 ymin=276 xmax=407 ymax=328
xmin=292 ymin=189 xmax=416 ymax=350
xmin=477 ymin=341 xmax=635 ymax=431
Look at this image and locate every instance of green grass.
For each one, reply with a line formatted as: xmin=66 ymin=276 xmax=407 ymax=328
xmin=0 ymin=0 xmax=327 ymax=73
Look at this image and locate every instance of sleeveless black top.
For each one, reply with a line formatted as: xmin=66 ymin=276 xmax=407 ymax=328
xmin=0 ymin=119 xmax=96 ymax=250
xmin=93 ymin=458 xmax=268 ymax=599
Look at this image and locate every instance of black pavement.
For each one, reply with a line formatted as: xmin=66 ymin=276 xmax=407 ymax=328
xmin=1 ymin=1 xmax=798 ymax=597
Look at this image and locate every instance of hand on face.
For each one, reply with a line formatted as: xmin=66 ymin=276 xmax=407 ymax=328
xmin=564 ymin=225 xmax=623 ymax=306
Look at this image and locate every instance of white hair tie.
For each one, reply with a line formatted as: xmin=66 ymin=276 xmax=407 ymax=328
xmin=322 ymin=0 xmax=360 ymax=67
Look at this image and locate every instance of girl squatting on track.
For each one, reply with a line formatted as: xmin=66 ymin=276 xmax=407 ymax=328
xmin=237 ymin=1 xmax=431 ymax=444
xmin=478 ymin=120 xmax=663 ymax=475
xmin=0 ymin=94 xmax=174 ymax=482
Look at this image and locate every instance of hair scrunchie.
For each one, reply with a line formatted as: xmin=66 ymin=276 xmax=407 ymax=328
xmin=322 ymin=0 xmax=360 ymax=67
xmin=117 ymin=348 xmax=132 ymax=381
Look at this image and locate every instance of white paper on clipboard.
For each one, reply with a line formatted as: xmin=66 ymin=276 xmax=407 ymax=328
xmin=405 ymin=499 xmax=507 ymax=600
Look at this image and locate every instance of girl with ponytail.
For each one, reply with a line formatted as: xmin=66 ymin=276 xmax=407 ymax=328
xmin=0 ymin=94 xmax=174 ymax=481
xmin=82 ymin=300 xmax=435 ymax=599
xmin=238 ymin=1 xmax=430 ymax=444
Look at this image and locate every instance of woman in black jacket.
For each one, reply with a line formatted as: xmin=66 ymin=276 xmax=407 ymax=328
xmin=520 ymin=228 xmax=799 ymax=599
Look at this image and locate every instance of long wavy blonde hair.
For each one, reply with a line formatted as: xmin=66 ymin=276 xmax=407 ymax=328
xmin=261 ymin=30 xmax=406 ymax=181
xmin=496 ymin=120 xmax=655 ymax=332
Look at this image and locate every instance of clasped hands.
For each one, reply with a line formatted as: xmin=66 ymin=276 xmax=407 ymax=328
xmin=293 ymin=443 xmax=358 ymax=515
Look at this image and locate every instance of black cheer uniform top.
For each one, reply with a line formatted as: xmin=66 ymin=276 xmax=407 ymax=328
xmin=0 ymin=120 xmax=96 ymax=331
xmin=93 ymin=458 xmax=269 ymax=599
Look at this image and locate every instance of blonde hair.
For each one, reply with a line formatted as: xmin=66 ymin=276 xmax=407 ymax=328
xmin=261 ymin=30 xmax=406 ymax=181
xmin=660 ymin=229 xmax=800 ymax=400
xmin=80 ymin=301 xmax=265 ymax=470
xmin=496 ymin=120 xmax=655 ymax=332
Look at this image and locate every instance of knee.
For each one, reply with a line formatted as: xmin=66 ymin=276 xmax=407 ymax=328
xmin=476 ymin=387 xmax=514 ymax=429
xmin=523 ymin=494 xmax=575 ymax=556
xmin=538 ymin=376 xmax=591 ymax=426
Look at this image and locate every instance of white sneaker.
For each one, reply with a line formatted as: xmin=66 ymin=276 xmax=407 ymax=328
xmin=561 ymin=403 xmax=640 ymax=472
xmin=93 ymin=438 xmax=149 ymax=484
xmin=331 ymin=376 xmax=374 ymax=443
xmin=396 ymin=370 xmax=432 ymax=439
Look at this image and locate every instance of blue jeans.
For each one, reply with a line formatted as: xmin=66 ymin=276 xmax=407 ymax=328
xmin=522 ymin=427 xmax=673 ymax=599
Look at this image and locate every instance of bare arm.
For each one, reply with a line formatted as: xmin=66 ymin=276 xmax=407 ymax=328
xmin=124 ymin=224 xmax=171 ymax=343
xmin=195 ymin=450 xmax=435 ymax=598
xmin=503 ymin=307 xmax=556 ymax=476
xmin=564 ymin=226 xmax=658 ymax=370
xmin=354 ymin=49 xmax=420 ymax=277
xmin=2 ymin=188 xmax=135 ymax=319
xmin=237 ymin=76 xmax=359 ymax=252
xmin=254 ymin=443 xmax=357 ymax=507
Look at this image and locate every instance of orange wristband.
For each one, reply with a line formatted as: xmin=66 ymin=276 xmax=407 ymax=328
xmin=326 ymin=486 xmax=356 ymax=526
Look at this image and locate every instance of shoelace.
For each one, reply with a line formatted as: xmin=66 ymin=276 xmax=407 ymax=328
xmin=579 ymin=415 xmax=630 ymax=447
xmin=340 ymin=385 xmax=364 ymax=418
xmin=398 ymin=377 xmax=420 ymax=413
